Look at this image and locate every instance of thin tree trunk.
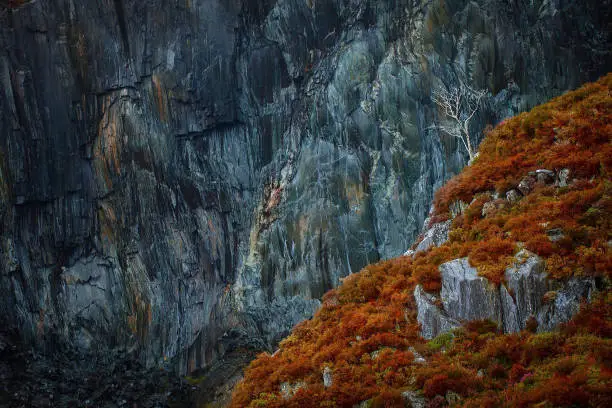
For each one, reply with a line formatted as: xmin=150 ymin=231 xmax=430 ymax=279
xmin=463 ymin=124 xmax=474 ymax=160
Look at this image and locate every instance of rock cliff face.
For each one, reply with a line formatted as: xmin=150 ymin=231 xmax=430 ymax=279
xmin=0 ymin=0 xmax=610 ymax=374
xmin=415 ymin=252 xmax=596 ymax=339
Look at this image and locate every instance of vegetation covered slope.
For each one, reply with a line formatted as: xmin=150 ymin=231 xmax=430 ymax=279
xmin=230 ymin=75 xmax=612 ymax=407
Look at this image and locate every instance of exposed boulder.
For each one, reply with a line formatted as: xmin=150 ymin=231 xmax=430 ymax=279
xmin=409 ymin=347 xmax=426 ymax=364
xmin=558 ymin=168 xmax=571 ymax=187
xmin=535 ymin=169 xmax=555 ymax=184
xmin=440 ymin=258 xmax=503 ymax=324
xmin=323 ymin=366 xmax=333 ymax=388
xmin=414 ymin=285 xmax=460 ymax=340
xmin=503 ymin=250 xmax=596 ymax=332
xmin=481 ymin=199 xmax=499 ymax=217
xmin=546 ymin=228 xmax=565 ymax=242
xmin=501 ymin=252 xmax=550 ymax=332
xmin=517 ymin=174 xmax=537 ymax=195
xmin=536 ymin=278 xmax=596 ymax=331
xmin=449 ymin=201 xmax=469 ymax=219
xmin=416 ymin=251 xmax=595 ymax=339
xmin=506 ymin=189 xmax=522 ymax=203
xmin=445 ymin=391 xmax=462 ymax=405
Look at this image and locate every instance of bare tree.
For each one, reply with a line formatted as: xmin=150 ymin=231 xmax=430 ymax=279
xmin=431 ymin=82 xmax=487 ymax=161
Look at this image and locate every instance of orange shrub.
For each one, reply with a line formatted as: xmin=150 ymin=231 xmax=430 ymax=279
xmin=231 ymin=74 xmax=612 ymax=408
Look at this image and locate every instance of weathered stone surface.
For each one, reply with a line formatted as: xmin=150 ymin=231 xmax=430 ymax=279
xmin=536 ymin=278 xmax=596 ymax=332
xmin=409 ymin=346 xmax=426 ymax=364
xmin=558 ymin=168 xmax=571 ymax=187
xmin=535 ymin=169 xmax=555 ymax=184
xmin=449 ymin=200 xmax=469 ymax=218
xmin=446 ymin=391 xmax=462 ymax=405
xmin=414 ymin=284 xmax=460 ymax=340
xmin=415 ymin=221 xmax=452 ymax=253
xmin=546 ymin=228 xmax=565 ymax=242
xmin=440 ymin=258 xmax=503 ymax=324
xmin=482 ymin=198 xmax=507 ymax=218
xmin=402 ymin=390 xmax=426 ymax=408
xmin=280 ymin=381 xmax=306 ymax=399
xmin=416 ymin=251 xmax=596 ymax=339
xmin=0 ymin=0 xmax=610 ymax=388
xmin=518 ymin=174 xmax=537 ymax=195
xmin=323 ymin=366 xmax=333 ymax=388
xmin=506 ymin=189 xmax=522 ymax=203
xmin=404 ymin=249 xmax=416 ymax=257
xmin=503 ymin=251 xmax=550 ymax=331
xmin=503 ymin=250 xmax=596 ymax=332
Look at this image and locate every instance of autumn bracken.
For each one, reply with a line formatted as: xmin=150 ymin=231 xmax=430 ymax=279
xmin=230 ymin=75 xmax=612 ymax=407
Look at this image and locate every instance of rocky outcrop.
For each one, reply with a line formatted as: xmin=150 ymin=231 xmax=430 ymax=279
xmin=440 ymin=258 xmax=503 ymax=323
xmin=0 ymin=0 xmax=610 ymax=379
xmin=414 ymin=220 xmax=452 ymax=254
xmin=415 ymin=251 xmax=596 ymax=339
xmin=414 ymin=285 xmax=460 ymax=340
xmin=404 ymin=219 xmax=451 ymax=256
xmin=323 ymin=366 xmax=333 ymax=388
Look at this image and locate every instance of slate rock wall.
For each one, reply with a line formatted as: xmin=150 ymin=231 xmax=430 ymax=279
xmin=0 ymin=0 xmax=610 ymax=373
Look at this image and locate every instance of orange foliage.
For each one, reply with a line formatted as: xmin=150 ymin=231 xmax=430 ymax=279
xmin=428 ymin=74 xmax=612 ymax=283
xmin=412 ymin=294 xmax=612 ymax=407
xmin=231 ymin=75 xmax=612 ymax=407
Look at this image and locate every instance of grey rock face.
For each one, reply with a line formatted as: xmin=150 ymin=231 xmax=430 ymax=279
xmin=536 ymin=278 xmax=596 ymax=332
xmin=558 ymin=168 xmax=571 ymax=187
xmin=502 ymin=252 xmax=549 ymax=332
xmin=416 ymin=251 xmax=596 ymax=338
xmin=414 ymin=284 xmax=460 ymax=340
xmin=323 ymin=366 xmax=333 ymax=388
xmin=414 ymin=221 xmax=452 ymax=253
xmin=402 ymin=390 xmax=426 ymax=408
xmin=0 ymin=0 xmax=610 ymax=375
xmin=506 ymin=189 xmax=522 ymax=203
xmin=517 ymin=174 xmax=537 ymax=195
xmin=535 ymin=169 xmax=555 ymax=184
xmin=440 ymin=258 xmax=502 ymax=324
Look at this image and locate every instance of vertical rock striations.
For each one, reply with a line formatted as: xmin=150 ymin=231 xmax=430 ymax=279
xmin=416 ymin=251 xmax=596 ymax=339
xmin=0 ymin=0 xmax=610 ymax=373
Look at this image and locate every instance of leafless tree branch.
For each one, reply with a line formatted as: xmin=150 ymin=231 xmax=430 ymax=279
xmin=431 ymin=82 xmax=486 ymax=160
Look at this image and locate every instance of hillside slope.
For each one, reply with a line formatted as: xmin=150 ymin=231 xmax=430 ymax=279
xmin=2 ymin=1 xmax=611 ymax=377
xmin=230 ymin=74 xmax=612 ymax=407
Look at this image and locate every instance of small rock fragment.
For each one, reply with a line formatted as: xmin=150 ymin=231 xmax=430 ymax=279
xmin=323 ymin=366 xmax=332 ymax=388
xmin=558 ymin=168 xmax=571 ymax=187
xmin=546 ymin=228 xmax=564 ymax=242
xmin=518 ymin=174 xmax=537 ymax=195
xmin=408 ymin=347 xmax=426 ymax=364
xmin=536 ymin=169 xmax=555 ymax=184
xmin=415 ymin=221 xmax=452 ymax=253
xmin=280 ymin=381 xmax=305 ymax=399
xmin=506 ymin=189 xmax=521 ymax=203
xmin=402 ymin=390 xmax=426 ymax=408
